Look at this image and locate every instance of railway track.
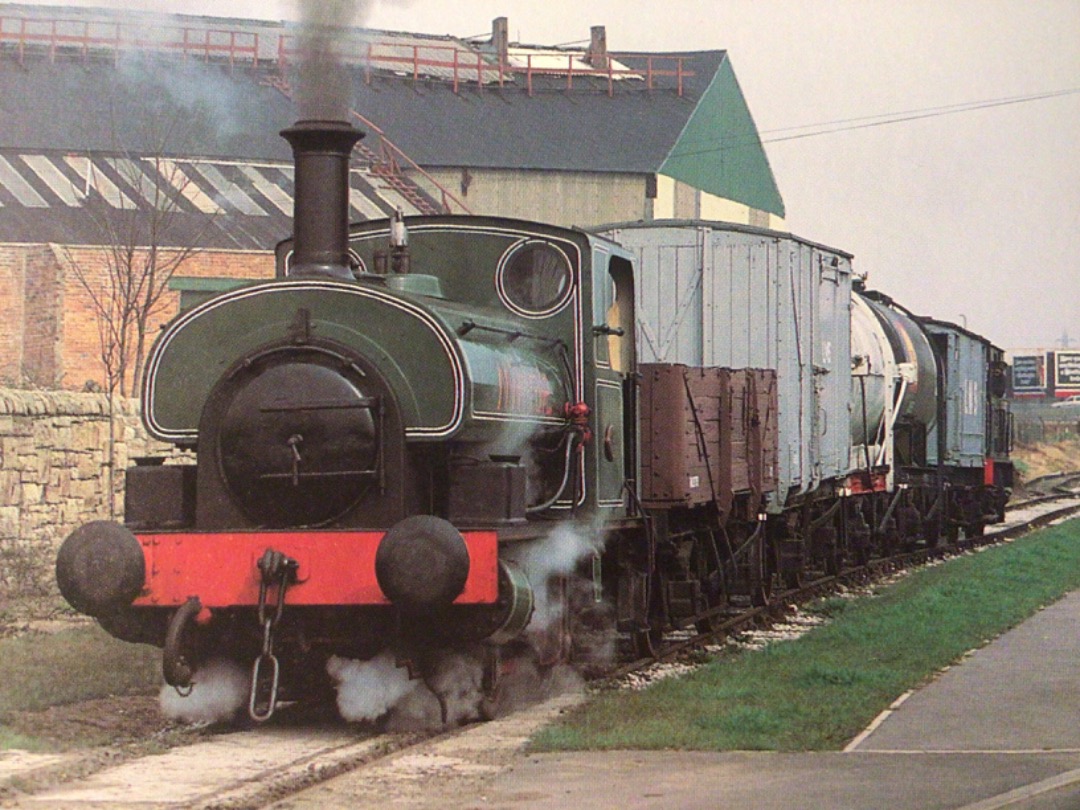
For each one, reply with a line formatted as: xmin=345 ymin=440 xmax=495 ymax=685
xmin=2 ymin=696 xmax=581 ymax=810
xmin=1007 ymin=470 xmax=1080 ymax=509
xmin=4 ymin=493 xmax=1079 ymax=809
xmin=607 ymin=481 xmax=1080 ymax=682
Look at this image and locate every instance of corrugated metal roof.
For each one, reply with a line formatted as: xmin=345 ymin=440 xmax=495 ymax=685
xmin=347 ymin=52 xmax=724 ymax=174
xmin=0 ymin=150 xmax=428 ymax=248
xmin=0 ymin=56 xmax=295 ymax=159
xmin=0 ymin=6 xmax=782 ymax=215
xmin=504 ymin=47 xmax=640 ymax=81
xmin=0 ymin=5 xmax=723 ymax=172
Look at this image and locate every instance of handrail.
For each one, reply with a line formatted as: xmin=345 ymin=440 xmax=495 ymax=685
xmin=348 ymin=109 xmax=473 ymax=215
xmin=0 ymin=14 xmax=260 ymax=68
xmin=1 ymin=13 xmax=694 ymax=95
xmin=264 ymin=75 xmax=471 ymax=216
xmin=277 ymin=35 xmax=694 ymax=96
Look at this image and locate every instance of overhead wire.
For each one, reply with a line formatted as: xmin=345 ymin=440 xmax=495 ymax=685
xmin=758 ymin=88 xmax=1080 ymax=137
xmin=667 ymin=87 xmax=1080 ymax=160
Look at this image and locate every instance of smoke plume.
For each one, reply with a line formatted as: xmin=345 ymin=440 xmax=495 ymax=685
xmin=293 ymin=0 xmax=369 ymax=120
xmin=159 ymin=658 xmax=249 ymax=723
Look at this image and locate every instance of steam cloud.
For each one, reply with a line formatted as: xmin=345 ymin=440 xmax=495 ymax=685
xmin=326 ymin=522 xmax=610 ymax=729
xmin=327 ymin=649 xmax=489 ymax=730
xmin=159 ymin=658 xmax=249 ymax=723
xmin=384 ymin=651 xmax=486 ymax=731
xmin=327 ymin=647 xmax=586 ymax=731
xmin=326 ymin=651 xmax=421 ymax=722
xmin=294 ymin=0 xmax=370 ymax=120
xmin=507 ymin=522 xmax=606 ymax=633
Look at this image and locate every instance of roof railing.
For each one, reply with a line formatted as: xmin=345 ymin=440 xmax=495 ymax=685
xmin=511 ymin=51 xmax=690 ymax=97
xmin=0 ymin=14 xmax=261 ymax=70
xmin=274 ymin=35 xmax=694 ymax=96
xmin=0 ymin=13 xmax=694 ymax=95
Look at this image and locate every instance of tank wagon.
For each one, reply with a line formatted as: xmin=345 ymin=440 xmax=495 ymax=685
xmin=55 ymin=120 xmax=1013 ymax=719
xmin=855 ymin=292 xmax=1012 ymax=539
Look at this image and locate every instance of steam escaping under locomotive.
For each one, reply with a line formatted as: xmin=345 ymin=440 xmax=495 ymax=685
xmin=56 ymin=119 xmax=1012 ymax=722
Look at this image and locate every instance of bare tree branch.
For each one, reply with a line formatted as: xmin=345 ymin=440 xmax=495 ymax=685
xmin=63 ymin=100 xmax=218 ymax=396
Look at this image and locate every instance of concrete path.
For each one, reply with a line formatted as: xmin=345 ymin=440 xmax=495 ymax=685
xmin=477 ymin=589 xmax=1080 ymax=809
xmin=850 ymin=587 xmax=1080 ymax=753
xmin=19 ymin=727 xmax=388 ymax=809
xmin=18 ymin=588 xmax=1080 ymax=808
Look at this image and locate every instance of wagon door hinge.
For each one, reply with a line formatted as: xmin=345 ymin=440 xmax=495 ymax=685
xmin=248 ymin=549 xmax=298 ymax=722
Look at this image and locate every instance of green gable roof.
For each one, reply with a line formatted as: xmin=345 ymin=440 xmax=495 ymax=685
xmin=660 ymin=56 xmax=785 ymax=217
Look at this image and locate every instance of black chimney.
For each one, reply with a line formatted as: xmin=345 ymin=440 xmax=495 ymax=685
xmin=281 ymin=119 xmax=364 ymax=279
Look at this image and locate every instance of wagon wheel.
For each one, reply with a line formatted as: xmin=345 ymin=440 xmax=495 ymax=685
xmin=694 ymin=601 xmax=725 ymax=634
xmin=813 ymin=525 xmax=842 ymax=577
xmin=923 ymin=516 xmax=942 ymax=548
xmin=945 ymin=523 xmax=960 ymax=545
xmin=749 ymin=530 xmax=772 ymax=607
xmin=694 ymin=531 xmax=727 ymax=633
xmin=631 ymin=571 xmax=665 ymax=659
xmin=632 ymin=622 xmax=664 ymax=659
xmin=781 ymin=561 xmax=804 ymax=591
xmin=824 ymin=541 xmax=842 ymax=577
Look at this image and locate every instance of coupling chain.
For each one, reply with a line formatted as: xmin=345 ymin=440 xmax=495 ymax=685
xmin=248 ymin=549 xmax=298 ymax=722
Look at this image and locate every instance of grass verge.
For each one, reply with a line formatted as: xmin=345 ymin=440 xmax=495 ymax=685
xmin=533 ymin=517 xmax=1080 ymax=752
xmin=0 ymin=624 xmax=161 ymax=751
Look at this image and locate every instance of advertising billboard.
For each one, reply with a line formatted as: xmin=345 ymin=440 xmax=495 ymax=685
xmin=1011 ymin=355 xmax=1045 ymax=392
xmin=1054 ymin=351 xmax=1080 ymax=390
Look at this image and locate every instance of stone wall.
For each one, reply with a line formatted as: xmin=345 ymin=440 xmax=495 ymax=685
xmin=0 ymin=388 xmax=173 ymax=599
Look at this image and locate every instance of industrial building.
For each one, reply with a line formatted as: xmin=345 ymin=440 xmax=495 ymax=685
xmin=0 ymin=3 xmax=785 ymax=390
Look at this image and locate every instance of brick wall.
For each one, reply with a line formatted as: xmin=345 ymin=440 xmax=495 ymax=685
xmin=58 ymin=245 xmax=275 ymax=392
xmin=0 ymin=246 xmax=27 ymax=385
xmin=0 ymin=388 xmax=178 ymax=599
xmin=23 ymin=245 xmax=62 ymax=388
xmin=0 ymin=243 xmax=274 ymax=392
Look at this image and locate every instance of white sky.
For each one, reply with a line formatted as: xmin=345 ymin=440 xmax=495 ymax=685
xmin=18 ymin=0 xmax=1080 ymax=349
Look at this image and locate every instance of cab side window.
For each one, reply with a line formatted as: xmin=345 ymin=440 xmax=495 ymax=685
xmin=593 ymin=254 xmax=635 ymax=373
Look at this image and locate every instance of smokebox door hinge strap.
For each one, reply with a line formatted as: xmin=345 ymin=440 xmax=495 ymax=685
xmin=288 ymin=307 xmax=312 ymax=344
xmin=248 ymin=549 xmax=298 ymax=722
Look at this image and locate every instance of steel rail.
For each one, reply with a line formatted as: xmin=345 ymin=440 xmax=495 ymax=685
xmin=603 ymin=498 xmax=1080 ymax=682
